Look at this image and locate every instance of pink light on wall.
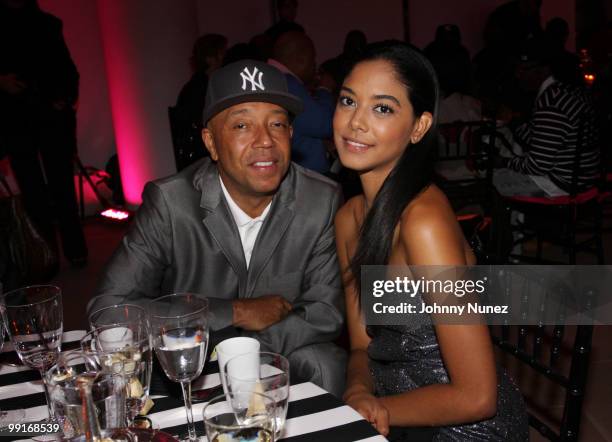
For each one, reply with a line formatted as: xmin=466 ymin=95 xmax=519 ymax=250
xmin=96 ymin=0 xmax=198 ymax=207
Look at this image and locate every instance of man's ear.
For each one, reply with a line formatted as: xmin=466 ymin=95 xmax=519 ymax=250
xmin=410 ymin=112 xmax=433 ymax=144
xmin=202 ymin=126 xmax=218 ymax=161
xmin=289 ymin=125 xmax=293 ymax=139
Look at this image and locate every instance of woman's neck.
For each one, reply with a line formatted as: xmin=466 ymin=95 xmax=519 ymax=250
xmin=360 ymin=168 xmax=390 ymax=209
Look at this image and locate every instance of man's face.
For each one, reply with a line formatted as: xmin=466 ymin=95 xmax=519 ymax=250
xmin=203 ymin=102 xmax=292 ymax=202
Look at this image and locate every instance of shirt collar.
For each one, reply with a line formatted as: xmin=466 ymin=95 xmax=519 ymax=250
xmin=267 ymin=58 xmax=302 ymax=83
xmin=219 ymin=176 xmax=271 ymax=227
xmin=537 ymin=75 xmax=556 ymax=99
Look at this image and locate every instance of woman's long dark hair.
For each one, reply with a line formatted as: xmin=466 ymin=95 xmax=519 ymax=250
xmin=348 ymin=41 xmax=440 ymax=296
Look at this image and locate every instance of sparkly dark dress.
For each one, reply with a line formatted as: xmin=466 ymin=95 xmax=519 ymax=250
xmin=367 ymin=324 xmax=529 ymax=441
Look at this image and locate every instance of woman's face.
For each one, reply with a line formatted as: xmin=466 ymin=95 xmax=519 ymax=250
xmin=333 ymin=59 xmax=431 ymax=176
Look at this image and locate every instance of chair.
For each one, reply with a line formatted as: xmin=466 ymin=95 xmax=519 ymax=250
xmin=489 ymin=274 xmax=595 ymax=441
xmin=435 ymin=121 xmax=497 ymax=213
xmin=168 ymin=106 xmax=208 ymax=172
xmin=499 ymin=119 xmax=604 ymax=264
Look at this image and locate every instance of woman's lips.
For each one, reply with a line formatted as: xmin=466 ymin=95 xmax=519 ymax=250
xmin=343 ymin=137 xmax=373 ymax=153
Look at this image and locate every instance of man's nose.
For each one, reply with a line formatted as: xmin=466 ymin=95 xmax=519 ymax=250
xmin=254 ymin=125 xmax=273 ymax=148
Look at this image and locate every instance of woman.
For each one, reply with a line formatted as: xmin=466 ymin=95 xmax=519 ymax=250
xmin=333 ymin=41 xmax=528 ymax=441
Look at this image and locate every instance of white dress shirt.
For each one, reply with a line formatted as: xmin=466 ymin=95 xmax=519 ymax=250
xmin=219 ymin=177 xmax=271 ymax=268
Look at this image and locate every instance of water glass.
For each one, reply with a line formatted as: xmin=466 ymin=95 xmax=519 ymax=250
xmin=46 ymin=351 xmax=126 ymax=438
xmin=149 ymin=294 xmax=209 ymax=442
xmin=0 ymin=285 xmax=63 ymax=421
xmin=225 ymin=352 xmax=289 ymax=436
xmin=203 ymin=392 xmax=276 ymax=442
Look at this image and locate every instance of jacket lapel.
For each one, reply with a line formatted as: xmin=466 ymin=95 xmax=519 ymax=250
xmin=245 ymin=167 xmax=297 ymax=297
xmin=196 ymin=161 xmax=248 ymax=296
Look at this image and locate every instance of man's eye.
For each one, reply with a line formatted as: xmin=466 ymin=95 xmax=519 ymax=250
xmin=374 ymin=104 xmax=394 ymax=114
xmin=234 ymin=122 xmax=247 ymax=129
xmin=339 ymin=96 xmax=355 ymax=107
xmin=271 ymin=121 xmax=288 ymax=128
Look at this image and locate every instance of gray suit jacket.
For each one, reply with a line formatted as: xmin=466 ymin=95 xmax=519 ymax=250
xmin=89 ymin=158 xmax=344 ymax=356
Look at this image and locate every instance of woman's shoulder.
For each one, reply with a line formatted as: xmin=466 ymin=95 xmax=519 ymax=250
xmin=400 ymin=185 xmax=455 ymax=228
xmin=335 ymin=195 xmax=364 ymax=225
xmin=398 ymin=185 xmax=468 ymax=263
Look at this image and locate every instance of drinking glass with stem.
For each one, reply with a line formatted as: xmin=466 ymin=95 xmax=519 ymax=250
xmin=86 ymin=303 xmax=152 ymax=426
xmin=0 ymin=303 xmax=26 ymax=426
xmin=148 ymin=294 xmax=209 ymax=442
xmin=80 ymin=326 xmax=152 ymax=427
xmin=0 ymin=285 xmax=63 ymax=422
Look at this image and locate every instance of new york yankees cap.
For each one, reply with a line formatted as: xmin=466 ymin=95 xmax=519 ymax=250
xmin=202 ymin=59 xmax=303 ymax=125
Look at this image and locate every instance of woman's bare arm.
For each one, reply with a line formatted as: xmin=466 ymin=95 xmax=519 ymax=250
xmin=378 ymin=195 xmax=497 ymax=427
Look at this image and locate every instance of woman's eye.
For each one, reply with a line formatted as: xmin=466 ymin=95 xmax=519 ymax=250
xmin=339 ymin=96 xmax=355 ymax=107
xmin=374 ymin=104 xmax=394 ymax=114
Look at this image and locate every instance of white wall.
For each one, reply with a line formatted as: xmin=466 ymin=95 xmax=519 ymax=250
xmin=96 ymin=0 xmax=199 ymax=206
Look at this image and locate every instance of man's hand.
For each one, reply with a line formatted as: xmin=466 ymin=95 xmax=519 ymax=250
xmin=345 ymin=391 xmax=390 ymax=436
xmin=232 ymin=295 xmax=292 ymax=331
xmin=0 ymin=74 xmax=27 ymax=95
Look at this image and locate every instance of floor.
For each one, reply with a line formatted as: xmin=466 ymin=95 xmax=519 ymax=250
xmin=52 ymin=217 xmax=612 ymax=441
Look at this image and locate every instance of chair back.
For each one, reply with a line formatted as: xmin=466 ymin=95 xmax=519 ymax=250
xmin=490 ymin=277 xmax=594 ymax=441
xmin=168 ymin=106 xmax=208 ymax=172
xmin=435 ymin=120 xmax=497 ymax=211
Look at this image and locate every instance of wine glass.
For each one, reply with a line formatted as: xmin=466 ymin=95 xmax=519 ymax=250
xmin=0 ymin=285 xmax=63 ymax=422
xmin=81 ymin=325 xmax=152 ymax=427
xmin=203 ymin=391 xmax=276 ymax=442
xmin=87 ymin=304 xmax=152 ymax=426
xmin=0 ymin=300 xmax=26 ymax=426
xmin=148 ymin=294 xmax=209 ymax=442
xmin=89 ymin=303 xmax=147 ymax=330
xmin=225 ymin=352 xmax=289 ymax=437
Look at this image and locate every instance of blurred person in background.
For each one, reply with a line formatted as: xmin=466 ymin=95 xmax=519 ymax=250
xmin=265 ymin=0 xmax=304 ymax=44
xmin=425 ymin=24 xmax=481 ymax=123
xmin=176 ymin=34 xmax=228 ymax=132
xmin=544 ymin=17 xmax=581 ymax=86
xmin=269 ymin=31 xmax=335 ymax=174
xmin=0 ymin=0 xmax=87 ymax=268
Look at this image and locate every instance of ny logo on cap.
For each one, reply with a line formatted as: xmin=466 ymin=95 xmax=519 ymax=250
xmin=240 ymin=67 xmax=265 ymax=91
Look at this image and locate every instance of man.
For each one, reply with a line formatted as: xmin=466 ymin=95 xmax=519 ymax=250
xmin=264 ymin=0 xmax=304 ymax=45
xmin=0 ymin=0 xmax=87 ymax=270
xmin=268 ymin=31 xmax=335 ymax=174
xmin=89 ymin=60 xmax=346 ymax=395
xmin=494 ymin=39 xmax=600 ymax=197
xmin=173 ymin=34 xmax=228 ymax=171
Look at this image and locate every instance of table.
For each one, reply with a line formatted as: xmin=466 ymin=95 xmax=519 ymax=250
xmin=0 ymin=331 xmax=387 ymax=442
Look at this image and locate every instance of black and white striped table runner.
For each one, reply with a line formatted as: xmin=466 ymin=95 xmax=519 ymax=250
xmin=0 ymin=331 xmax=386 ymax=442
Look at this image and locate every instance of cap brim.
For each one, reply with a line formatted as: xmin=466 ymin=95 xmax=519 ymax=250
xmin=203 ymin=92 xmax=303 ymax=125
